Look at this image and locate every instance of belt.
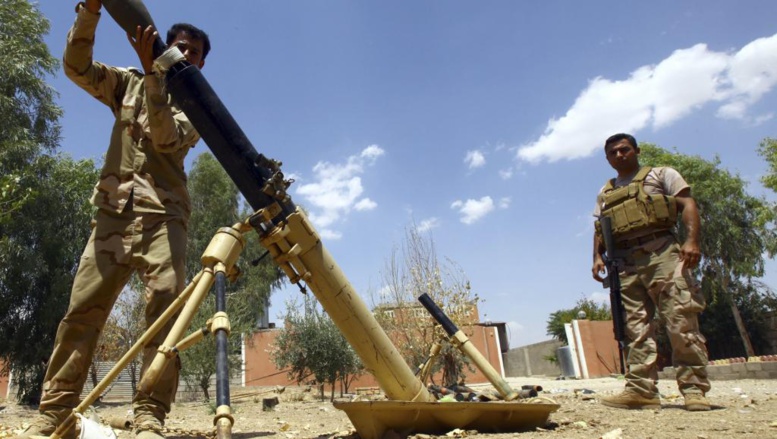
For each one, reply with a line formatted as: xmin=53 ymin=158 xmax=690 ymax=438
xmin=615 ymin=231 xmax=673 ymax=249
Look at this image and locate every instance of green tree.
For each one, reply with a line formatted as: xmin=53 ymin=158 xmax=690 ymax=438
xmin=373 ymin=222 xmax=480 ymax=387
xmin=757 ymin=137 xmax=777 ymax=195
xmin=546 ymin=297 xmax=612 ymax=344
xmin=95 ymin=275 xmax=147 ymax=396
xmin=0 ymin=0 xmax=61 ymax=225
xmin=179 ymin=153 xmax=284 ymax=400
xmin=0 ymin=156 xmax=98 ymax=403
xmin=271 ymin=295 xmax=364 ymax=401
xmin=639 ymin=143 xmax=777 ymax=359
xmin=0 ymin=2 xmax=102 ymax=403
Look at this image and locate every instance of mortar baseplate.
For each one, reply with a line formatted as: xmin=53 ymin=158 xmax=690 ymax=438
xmin=333 ymin=398 xmax=560 ymax=439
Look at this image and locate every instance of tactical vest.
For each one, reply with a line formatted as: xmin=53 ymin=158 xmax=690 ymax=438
xmin=595 ymin=166 xmax=678 ymax=240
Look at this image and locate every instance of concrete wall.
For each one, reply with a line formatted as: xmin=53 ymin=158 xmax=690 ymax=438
xmin=659 ymin=359 xmax=777 ymax=381
xmin=503 ymin=339 xmax=563 ymax=377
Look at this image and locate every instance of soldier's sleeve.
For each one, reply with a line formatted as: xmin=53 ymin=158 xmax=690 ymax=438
xmin=143 ymin=76 xmax=200 ymax=153
xmin=660 ymin=167 xmax=690 ymax=196
xmin=593 ymin=186 xmax=606 ymax=217
xmin=63 ymin=3 xmax=128 ymax=112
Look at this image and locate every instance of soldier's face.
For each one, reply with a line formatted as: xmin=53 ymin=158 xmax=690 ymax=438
xmin=605 ymin=139 xmax=639 ymax=173
xmin=169 ymin=32 xmax=206 ymax=69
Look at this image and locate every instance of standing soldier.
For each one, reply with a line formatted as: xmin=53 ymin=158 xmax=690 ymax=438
xmin=592 ymin=133 xmax=711 ymax=411
xmin=17 ymin=0 xmax=210 ymax=438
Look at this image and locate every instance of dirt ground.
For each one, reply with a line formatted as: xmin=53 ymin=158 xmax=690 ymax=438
xmin=2 ymin=376 xmax=777 ymax=439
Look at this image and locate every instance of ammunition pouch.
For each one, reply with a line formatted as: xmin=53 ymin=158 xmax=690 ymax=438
xmin=595 ymin=167 xmax=678 ymax=243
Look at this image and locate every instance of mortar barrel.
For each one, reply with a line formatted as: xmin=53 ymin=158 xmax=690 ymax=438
xmin=261 ymin=210 xmax=434 ymax=402
xmin=419 ymin=293 xmax=519 ymax=401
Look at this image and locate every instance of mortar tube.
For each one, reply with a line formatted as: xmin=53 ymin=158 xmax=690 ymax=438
xmin=260 ymin=209 xmax=435 ymax=402
xmin=418 ymin=293 xmax=519 ymax=401
xmin=101 ymin=0 xmax=431 ymax=404
xmin=169 ymin=66 xmax=433 ymax=401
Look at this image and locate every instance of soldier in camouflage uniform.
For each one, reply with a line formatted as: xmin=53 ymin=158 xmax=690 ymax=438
xmin=592 ymin=133 xmax=711 ymax=411
xmin=19 ymin=1 xmax=210 ymax=438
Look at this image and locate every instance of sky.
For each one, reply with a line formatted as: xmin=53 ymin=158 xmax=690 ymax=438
xmin=35 ymin=1 xmax=777 ymax=349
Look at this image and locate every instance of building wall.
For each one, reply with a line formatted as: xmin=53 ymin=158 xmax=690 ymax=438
xmin=503 ymin=339 xmax=563 ymax=377
xmin=574 ymin=320 xmax=621 ymax=378
xmin=502 ymin=321 xmax=620 ymax=379
xmin=469 ymin=324 xmax=504 ymax=377
xmin=244 ymin=325 xmax=504 ymax=390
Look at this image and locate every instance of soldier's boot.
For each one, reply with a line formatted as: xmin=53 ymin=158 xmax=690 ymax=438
xmin=133 ymin=406 xmax=165 ymax=439
xmin=133 ymin=421 xmax=164 ymax=439
xmin=13 ymin=409 xmax=77 ymax=439
xmin=684 ymin=393 xmax=711 ymax=411
xmin=133 ymin=349 xmax=180 ymax=439
xmin=599 ymin=388 xmax=660 ymax=409
xmin=134 ymin=386 xmax=174 ymax=439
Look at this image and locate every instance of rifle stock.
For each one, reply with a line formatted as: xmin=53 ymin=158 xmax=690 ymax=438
xmin=600 ymin=216 xmax=626 ymax=375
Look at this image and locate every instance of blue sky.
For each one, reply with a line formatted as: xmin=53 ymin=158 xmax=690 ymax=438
xmin=36 ymin=1 xmax=777 ymax=348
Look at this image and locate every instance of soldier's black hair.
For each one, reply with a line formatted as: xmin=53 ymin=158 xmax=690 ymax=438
xmin=166 ymin=23 xmax=211 ymax=60
xmin=604 ymin=133 xmax=638 ymax=151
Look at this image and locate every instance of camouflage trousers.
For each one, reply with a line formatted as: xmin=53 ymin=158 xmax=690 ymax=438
xmin=40 ymin=208 xmax=187 ymax=426
xmin=618 ymin=238 xmax=710 ymax=397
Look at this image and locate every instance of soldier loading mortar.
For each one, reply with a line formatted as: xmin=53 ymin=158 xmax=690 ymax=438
xmin=42 ymin=1 xmax=559 ymax=438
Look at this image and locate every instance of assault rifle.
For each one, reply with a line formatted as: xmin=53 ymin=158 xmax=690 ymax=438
xmin=600 ymin=215 xmax=626 ymax=375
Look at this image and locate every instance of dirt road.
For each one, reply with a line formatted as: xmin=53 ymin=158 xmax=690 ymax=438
xmin=2 ymin=376 xmax=776 ymax=439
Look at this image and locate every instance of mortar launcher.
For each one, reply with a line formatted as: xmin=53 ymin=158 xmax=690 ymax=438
xmin=60 ymin=2 xmax=559 ymax=438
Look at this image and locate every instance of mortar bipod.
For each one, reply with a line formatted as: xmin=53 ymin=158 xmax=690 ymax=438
xmin=414 ymin=337 xmax=444 ymax=384
xmin=49 ymin=222 xmax=251 ymax=439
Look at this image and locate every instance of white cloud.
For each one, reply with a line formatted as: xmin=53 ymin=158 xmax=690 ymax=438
xmin=451 ymin=196 xmax=495 ymax=224
xmin=319 ymin=229 xmax=342 ymax=240
xmin=295 ymin=144 xmax=385 ymax=236
xmin=498 ymin=197 xmax=511 ymax=209
xmin=718 ymin=34 xmax=777 ymax=119
xmin=464 ymin=150 xmax=486 ymax=169
xmin=753 ymin=113 xmax=775 ymax=126
xmin=354 ymin=198 xmax=377 ymax=211
xmin=499 ymin=168 xmax=514 ymax=180
xmin=517 ymin=33 xmax=777 ymax=163
xmin=416 ymin=217 xmax=440 ymax=232
xmin=361 ymin=144 xmax=385 ymax=160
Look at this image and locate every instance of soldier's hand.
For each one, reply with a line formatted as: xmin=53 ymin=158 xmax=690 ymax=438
xmin=592 ymin=258 xmax=606 ymax=282
xmin=85 ymin=0 xmax=101 ymax=14
xmin=679 ymin=241 xmax=701 ymax=268
xmin=127 ymin=25 xmax=158 ymax=74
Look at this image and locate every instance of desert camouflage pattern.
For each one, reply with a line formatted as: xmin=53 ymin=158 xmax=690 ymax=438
xmin=37 ymin=6 xmax=196 ymax=428
xmin=40 ymin=209 xmax=186 ymax=423
xmin=64 ymin=4 xmax=199 ymax=220
xmin=616 ymin=238 xmax=711 ymax=397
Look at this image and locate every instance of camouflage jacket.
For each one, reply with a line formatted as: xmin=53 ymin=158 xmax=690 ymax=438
xmin=64 ymin=5 xmax=199 ymax=221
